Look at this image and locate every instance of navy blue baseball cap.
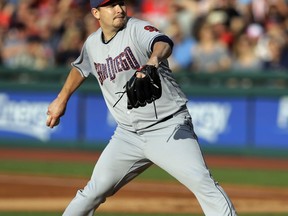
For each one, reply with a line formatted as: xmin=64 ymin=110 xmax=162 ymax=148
xmin=90 ymin=0 xmax=113 ymax=8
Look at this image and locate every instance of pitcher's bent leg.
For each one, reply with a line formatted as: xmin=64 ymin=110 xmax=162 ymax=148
xmin=62 ymin=142 xmax=126 ymax=216
xmin=62 ymin=176 xmax=111 ymax=216
xmin=63 ymin=127 xmax=150 ymax=216
xmin=144 ymin=117 xmax=237 ymax=216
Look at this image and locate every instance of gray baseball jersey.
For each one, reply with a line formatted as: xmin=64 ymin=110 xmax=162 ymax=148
xmin=72 ymin=17 xmax=187 ymax=131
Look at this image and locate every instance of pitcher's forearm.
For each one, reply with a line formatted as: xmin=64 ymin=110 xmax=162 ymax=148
xmin=57 ymin=67 xmax=86 ymax=103
xmin=148 ymin=41 xmax=172 ymax=67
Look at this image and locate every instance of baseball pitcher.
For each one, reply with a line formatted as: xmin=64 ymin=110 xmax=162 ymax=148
xmin=46 ymin=0 xmax=237 ymax=215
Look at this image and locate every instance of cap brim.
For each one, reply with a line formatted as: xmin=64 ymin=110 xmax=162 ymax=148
xmin=98 ymin=0 xmax=112 ymax=7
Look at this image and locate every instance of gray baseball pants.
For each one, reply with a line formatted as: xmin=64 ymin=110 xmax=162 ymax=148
xmin=63 ymin=111 xmax=237 ymax=216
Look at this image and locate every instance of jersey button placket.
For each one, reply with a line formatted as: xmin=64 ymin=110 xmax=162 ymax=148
xmin=126 ymin=109 xmax=135 ymax=129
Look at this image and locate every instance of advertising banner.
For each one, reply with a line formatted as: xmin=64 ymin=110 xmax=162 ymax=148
xmin=187 ymin=97 xmax=249 ymax=147
xmin=2 ymin=91 xmax=287 ymax=150
xmin=84 ymin=96 xmax=116 ymax=143
xmin=254 ymin=97 xmax=288 ymax=148
xmin=0 ymin=92 xmax=79 ymax=143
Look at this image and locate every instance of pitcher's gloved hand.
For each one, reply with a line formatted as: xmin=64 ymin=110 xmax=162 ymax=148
xmin=126 ymin=65 xmax=162 ymax=109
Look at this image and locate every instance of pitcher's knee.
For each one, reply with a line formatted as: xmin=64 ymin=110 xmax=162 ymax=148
xmin=78 ymin=188 xmax=103 ymax=200
xmin=62 ymin=188 xmax=106 ymax=216
xmin=77 ymin=177 xmax=114 ymax=207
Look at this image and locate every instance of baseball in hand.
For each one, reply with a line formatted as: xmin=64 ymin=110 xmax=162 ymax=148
xmin=46 ymin=115 xmax=60 ymax=127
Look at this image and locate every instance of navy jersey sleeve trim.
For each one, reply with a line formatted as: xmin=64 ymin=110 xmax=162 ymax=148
xmin=151 ymin=35 xmax=174 ymax=51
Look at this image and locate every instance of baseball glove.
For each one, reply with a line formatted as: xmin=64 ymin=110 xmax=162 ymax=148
xmin=126 ymin=65 xmax=162 ymax=109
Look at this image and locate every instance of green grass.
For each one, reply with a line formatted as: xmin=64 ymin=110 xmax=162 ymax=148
xmin=0 ymin=213 xmax=62 ymax=216
xmin=210 ymin=168 xmax=288 ymax=187
xmin=1 ymin=159 xmax=288 ymax=188
xmin=0 ymin=160 xmax=95 ymax=178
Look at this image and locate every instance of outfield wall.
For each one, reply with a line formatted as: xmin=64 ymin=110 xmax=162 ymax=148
xmin=1 ymin=66 xmax=288 ymax=155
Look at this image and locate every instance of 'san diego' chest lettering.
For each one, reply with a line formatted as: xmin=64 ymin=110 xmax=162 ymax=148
xmin=94 ymin=47 xmax=140 ymax=85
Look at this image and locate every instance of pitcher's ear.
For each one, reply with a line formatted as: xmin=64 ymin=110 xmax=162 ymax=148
xmin=91 ymin=8 xmax=100 ymax=20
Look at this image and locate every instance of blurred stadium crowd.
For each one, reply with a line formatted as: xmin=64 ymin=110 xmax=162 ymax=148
xmin=0 ymin=0 xmax=288 ymax=73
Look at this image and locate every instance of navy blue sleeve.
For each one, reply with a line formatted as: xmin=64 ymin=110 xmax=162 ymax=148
xmin=151 ymin=35 xmax=174 ymax=51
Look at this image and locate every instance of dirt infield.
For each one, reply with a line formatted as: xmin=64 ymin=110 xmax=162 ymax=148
xmin=0 ymin=148 xmax=288 ymax=214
